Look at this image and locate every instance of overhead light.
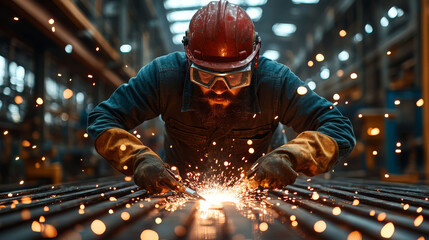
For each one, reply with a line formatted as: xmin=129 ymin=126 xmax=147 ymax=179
xmin=120 ymin=44 xmax=132 ymax=53
xmin=172 ymin=34 xmax=184 ymax=45
xmin=320 ymin=67 xmax=330 ymax=80
xmin=292 ymin=0 xmax=319 ymax=4
xmin=246 ymin=7 xmax=263 ymax=21
xmin=338 ymin=50 xmax=349 ymax=61
xmin=272 ymin=23 xmax=296 ymax=37
xmin=65 ymin=44 xmax=73 ymax=54
xmin=364 ymin=24 xmax=373 ymax=34
xmin=167 ymin=10 xmax=197 ymax=22
xmin=164 ymin=0 xmax=209 ymax=9
xmin=380 ymin=17 xmax=389 ymax=27
xmin=353 ymin=33 xmax=363 ymax=43
xmin=170 ymin=22 xmax=189 ymax=34
xmin=307 ymin=80 xmax=316 ymax=90
xmin=262 ymin=50 xmax=280 ymax=61
xmin=388 ymin=6 xmax=398 ymax=18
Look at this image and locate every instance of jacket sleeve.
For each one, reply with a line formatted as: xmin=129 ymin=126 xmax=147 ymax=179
xmin=86 ymin=60 xmax=161 ymax=175
xmin=276 ymin=68 xmax=356 ymax=175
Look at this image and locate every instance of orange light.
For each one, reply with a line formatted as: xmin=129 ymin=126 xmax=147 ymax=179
xmin=367 ymin=128 xmax=380 ymax=136
xmin=339 ymin=30 xmax=347 ymax=37
xmin=308 ymin=60 xmax=314 ymax=67
xmin=315 ymin=54 xmax=324 ymax=62
xmin=91 ymin=220 xmax=106 ymax=235
xmin=63 ymin=89 xmax=73 ymax=99
xmin=380 ymin=222 xmax=395 ymax=238
xmin=337 ymin=69 xmax=344 ymax=77
xmin=14 ymin=95 xmax=23 ymax=104
xmin=314 ymin=220 xmax=327 ymax=233
xmin=259 ymin=222 xmax=269 ymax=231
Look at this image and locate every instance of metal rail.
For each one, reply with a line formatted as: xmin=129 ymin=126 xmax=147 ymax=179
xmin=0 ymin=176 xmax=427 ymax=239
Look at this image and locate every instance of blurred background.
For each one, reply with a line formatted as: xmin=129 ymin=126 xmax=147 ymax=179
xmin=0 ymin=0 xmax=427 ymax=191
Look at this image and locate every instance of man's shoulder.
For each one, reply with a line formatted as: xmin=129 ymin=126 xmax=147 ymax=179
xmin=257 ymin=56 xmax=290 ymax=77
xmin=152 ymin=52 xmax=187 ymax=71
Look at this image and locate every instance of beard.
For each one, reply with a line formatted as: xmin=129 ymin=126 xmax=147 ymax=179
xmin=193 ymin=87 xmax=249 ymax=129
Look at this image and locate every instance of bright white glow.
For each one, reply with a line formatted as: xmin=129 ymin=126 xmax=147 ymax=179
xmin=65 ymin=44 xmax=73 ymax=54
xmin=365 ymin=24 xmax=373 ymax=34
xmin=246 ymin=7 xmax=263 ymax=21
xmin=353 ymin=33 xmax=363 ymax=43
xmin=272 ymin=23 xmax=296 ymax=37
xmin=397 ymin=8 xmax=404 ymax=17
xmin=120 ymin=44 xmax=132 ymax=53
xmin=164 ymin=0 xmax=267 ymax=9
xmin=167 ymin=10 xmax=197 ymax=22
xmin=164 ymin=0 xmax=209 ymax=9
xmin=307 ymin=80 xmax=316 ymax=90
xmin=338 ymin=50 xmax=349 ymax=61
xmin=388 ymin=6 xmax=398 ymax=18
xmin=76 ymin=92 xmax=85 ymax=104
xmin=292 ymin=0 xmax=319 ymax=4
xmin=320 ymin=67 xmax=330 ymax=80
xmin=380 ymin=17 xmax=389 ymax=27
xmin=263 ymin=50 xmax=280 ymax=61
xmin=170 ymin=22 xmax=189 ymax=34
xmin=172 ymin=34 xmax=184 ymax=45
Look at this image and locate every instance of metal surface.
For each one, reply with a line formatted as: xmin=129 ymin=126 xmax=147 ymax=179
xmin=0 ymin=176 xmax=428 ymax=239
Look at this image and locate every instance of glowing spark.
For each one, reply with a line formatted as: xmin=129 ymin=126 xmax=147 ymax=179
xmin=373 ymin=151 xmax=378 ymax=155
xmin=259 ymin=222 xmax=268 ymax=231
xmin=352 ymin=199 xmax=360 ymax=206
xmin=314 ymin=220 xmax=327 ymax=233
xmin=380 ymin=222 xmax=395 ymax=238
xmin=416 ymin=98 xmax=424 ymax=107
xmin=339 ymin=30 xmax=347 ymax=37
xmin=384 ymin=113 xmax=389 ymax=118
xmin=395 ymin=149 xmax=401 ymax=153
xmin=13 ymin=17 xmax=19 ymax=21
xmin=88 ymin=74 xmax=93 ymax=78
xmin=292 ymin=221 xmax=298 ymax=227
xmin=247 ymin=140 xmax=253 ymax=145
xmin=51 ymin=26 xmax=55 ymax=32
xmin=8 ymin=193 xmax=12 ymax=197
xmin=274 ymin=116 xmax=279 ymax=120
xmin=290 ymin=215 xmax=296 ymax=221
xmin=358 ymin=114 xmax=363 ymax=118
xmin=297 ymin=86 xmax=308 ymax=95
xmin=248 ymin=148 xmax=255 ymax=154
xmin=394 ymin=100 xmax=400 ymax=105
xmin=83 ymin=133 xmax=88 ymax=138
xmin=347 ymin=231 xmax=362 ymax=240
xmin=3 ymin=131 xmax=8 ymax=135
xmin=36 ymin=97 xmax=44 ymax=105
xmin=403 ymin=204 xmax=409 ymax=210
xmin=417 ymin=207 xmax=423 ymax=213
xmin=311 ymin=192 xmax=320 ymax=200
xmin=332 ymin=207 xmax=341 ymax=215
xmin=140 ymin=229 xmax=159 ymax=240
xmin=333 ymin=94 xmax=340 ymax=101
xmin=155 ymin=217 xmax=162 ymax=224
xmin=367 ymin=128 xmax=380 ymax=136
xmin=315 ymin=53 xmax=324 ymax=62
xmin=377 ymin=212 xmax=386 ymax=221
xmin=414 ymin=215 xmax=423 ymax=227
xmin=350 ymin=73 xmax=358 ymax=79
xmin=387 ymin=51 xmax=391 ymax=55
xmin=96 ymin=47 xmax=100 ymax=51
xmin=48 ymin=18 xmax=54 ymax=24
xmin=121 ymin=212 xmax=130 ymax=221
xmin=31 ymin=221 xmax=41 ymax=232
xmin=369 ymin=210 xmax=375 ymax=216
xmin=80 ymin=204 xmax=85 ymax=210
xmin=19 ymin=180 xmax=24 ymax=185
xmin=212 ymin=141 xmax=216 ymax=146
xmin=91 ymin=220 xmax=106 ymax=235
xmin=108 ymin=209 xmax=114 ymax=214
xmin=308 ymin=60 xmax=314 ymax=67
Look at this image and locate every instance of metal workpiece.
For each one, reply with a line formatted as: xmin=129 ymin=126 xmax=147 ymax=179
xmin=0 ymin=176 xmax=428 ymax=239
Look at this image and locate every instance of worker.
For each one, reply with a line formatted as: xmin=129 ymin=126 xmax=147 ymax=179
xmin=87 ymin=0 xmax=355 ymax=194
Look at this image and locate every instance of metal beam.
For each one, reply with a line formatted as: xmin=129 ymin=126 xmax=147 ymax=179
xmin=422 ymin=0 xmax=429 ymax=184
xmin=11 ymin=0 xmax=124 ymax=87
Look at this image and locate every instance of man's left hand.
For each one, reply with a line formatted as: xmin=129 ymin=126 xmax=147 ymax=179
xmin=246 ymin=152 xmax=298 ymax=189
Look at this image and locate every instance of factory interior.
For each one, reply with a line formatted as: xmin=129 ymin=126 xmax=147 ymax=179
xmin=0 ymin=0 xmax=428 ymax=239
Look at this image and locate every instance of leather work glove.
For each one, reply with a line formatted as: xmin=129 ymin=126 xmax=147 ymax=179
xmin=94 ymin=128 xmax=182 ymax=194
xmin=246 ymin=131 xmax=339 ymax=189
xmin=246 ymin=151 xmax=298 ymax=189
xmin=133 ymin=155 xmax=182 ymax=194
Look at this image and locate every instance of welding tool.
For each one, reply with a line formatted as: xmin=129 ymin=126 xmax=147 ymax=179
xmin=166 ymin=168 xmax=206 ymax=200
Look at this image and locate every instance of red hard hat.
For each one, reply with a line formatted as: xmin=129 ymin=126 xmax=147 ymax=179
xmin=183 ymin=0 xmax=261 ymax=71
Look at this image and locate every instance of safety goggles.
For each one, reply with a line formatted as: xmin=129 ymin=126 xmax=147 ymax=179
xmin=190 ymin=63 xmax=252 ymax=90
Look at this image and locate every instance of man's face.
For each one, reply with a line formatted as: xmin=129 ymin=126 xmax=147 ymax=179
xmin=198 ymin=77 xmax=242 ymax=107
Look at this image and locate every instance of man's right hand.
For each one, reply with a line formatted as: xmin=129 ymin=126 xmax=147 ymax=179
xmin=133 ymin=155 xmax=182 ymax=194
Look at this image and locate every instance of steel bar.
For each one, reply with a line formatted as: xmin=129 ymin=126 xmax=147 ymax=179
xmin=0 ymin=176 xmax=427 ymax=239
